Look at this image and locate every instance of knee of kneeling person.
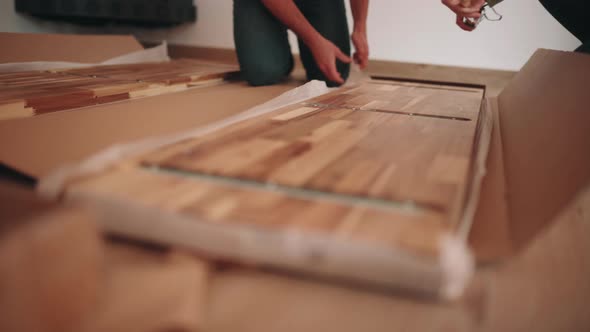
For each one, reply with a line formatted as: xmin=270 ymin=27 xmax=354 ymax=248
xmin=241 ymin=63 xmax=292 ymax=86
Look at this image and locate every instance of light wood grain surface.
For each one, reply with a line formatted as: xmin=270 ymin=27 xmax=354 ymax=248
xmin=0 ymin=59 xmax=238 ymax=119
xmin=143 ymin=81 xmax=484 ymax=225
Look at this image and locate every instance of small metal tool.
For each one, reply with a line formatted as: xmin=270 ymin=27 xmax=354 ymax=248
xmin=462 ymin=1 xmax=503 ymax=29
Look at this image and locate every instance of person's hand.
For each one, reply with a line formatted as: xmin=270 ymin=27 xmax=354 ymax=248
xmin=455 ymin=14 xmax=476 ymax=31
xmin=308 ymin=36 xmax=352 ymax=85
xmin=351 ymin=28 xmax=369 ymax=69
xmin=442 ymin=0 xmax=485 ymax=31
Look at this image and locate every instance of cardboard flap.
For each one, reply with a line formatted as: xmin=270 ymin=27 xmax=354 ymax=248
xmin=0 ymin=32 xmax=143 ymax=64
xmin=498 ymin=49 xmax=590 ymax=247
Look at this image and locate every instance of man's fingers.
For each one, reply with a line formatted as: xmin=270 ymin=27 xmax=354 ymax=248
xmin=456 ymin=15 xmax=475 ymax=31
xmin=322 ymin=62 xmax=344 ymax=84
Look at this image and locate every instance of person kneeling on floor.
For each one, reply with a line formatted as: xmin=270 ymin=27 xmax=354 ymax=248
xmin=233 ymin=0 xmax=369 ymax=87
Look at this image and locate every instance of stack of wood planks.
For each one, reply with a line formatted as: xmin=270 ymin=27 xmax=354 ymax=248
xmin=0 ymin=59 xmax=239 ymax=120
xmin=64 ymin=78 xmax=489 ymax=295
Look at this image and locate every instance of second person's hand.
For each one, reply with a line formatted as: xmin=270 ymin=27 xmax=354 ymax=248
xmin=351 ymin=28 xmax=369 ymax=69
xmin=442 ymin=0 xmax=484 ymax=16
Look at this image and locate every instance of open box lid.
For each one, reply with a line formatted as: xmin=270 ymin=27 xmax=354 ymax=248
xmin=471 ymin=49 xmax=590 ymax=259
xmin=0 ymin=32 xmax=143 ymax=63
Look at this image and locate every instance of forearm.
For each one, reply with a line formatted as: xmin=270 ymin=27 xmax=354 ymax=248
xmin=260 ymin=0 xmax=322 ymax=46
xmin=350 ymin=0 xmax=369 ymax=32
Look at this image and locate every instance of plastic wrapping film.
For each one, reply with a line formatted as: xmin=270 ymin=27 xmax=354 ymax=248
xmin=38 ymin=67 xmax=487 ymax=299
xmin=0 ymin=41 xmax=170 ymax=73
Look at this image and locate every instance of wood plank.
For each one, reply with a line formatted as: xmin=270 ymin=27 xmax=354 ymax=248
xmin=268 ymin=128 xmax=368 ymax=187
xmin=182 ymin=138 xmax=288 ymax=176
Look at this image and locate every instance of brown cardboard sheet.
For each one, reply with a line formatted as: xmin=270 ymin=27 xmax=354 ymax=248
xmin=0 ymin=32 xmax=143 ymax=64
xmin=468 ymin=50 xmax=590 ymax=260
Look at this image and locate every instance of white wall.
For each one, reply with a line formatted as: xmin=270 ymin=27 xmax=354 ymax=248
xmin=0 ymin=0 xmax=581 ymax=71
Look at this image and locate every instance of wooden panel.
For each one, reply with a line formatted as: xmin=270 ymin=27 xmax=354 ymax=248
xmin=0 ymin=59 xmax=239 ymax=120
xmin=142 ymin=80 xmax=483 ymax=223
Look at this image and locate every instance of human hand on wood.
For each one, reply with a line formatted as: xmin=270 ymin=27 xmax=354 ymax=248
xmin=442 ymin=0 xmax=485 ymax=31
xmin=351 ymin=28 xmax=369 ymax=69
xmin=308 ymin=35 xmax=352 ymax=85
